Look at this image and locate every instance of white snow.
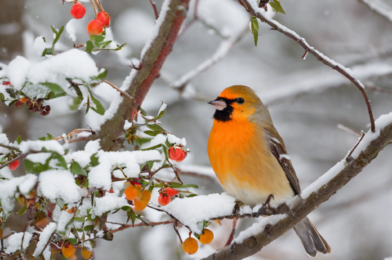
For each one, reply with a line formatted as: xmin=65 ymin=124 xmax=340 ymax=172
xmin=33 ymin=36 xmax=49 ymax=56
xmin=7 ymin=56 xmax=32 ymax=90
xmin=5 ymin=232 xmax=33 ymax=254
xmin=0 ymin=174 xmax=38 ymax=216
xmin=57 ymin=210 xmax=74 ymax=232
xmin=88 ymin=150 xmax=161 ymax=190
xmin=91 ymin=195 xmax=128 ymax=217
xmin=0 ymin=133 xmax=10 ymax=154
xmin=25 ymin=153 xmax=52 ymax=164
xmin=235 ymin=214 xmax=287 ymax=243
xmin=65 ymin=19 xmax=77 ymax=42
xmin=167 ymin=134 xmax=186 ymax=146
xmin=20 ymin=140 xmax=64 ymax=154
xmin=162 ymin=193 xmax=236 ymax=233
xmin=38 ymin=170 xmax=82 ymax=204
xmin=140 ymin=0 xmax=172 ymax=58
xmin=66 ymin=140 xmax=100 ymax=168
xmin=301 ymin=112 xmax=392 ymax=200
xmin=33 ymin=223 xmax=57 ymax=257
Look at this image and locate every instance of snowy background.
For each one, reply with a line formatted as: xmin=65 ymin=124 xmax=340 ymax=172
xmin=1 ymin=0 xmax=392 ymax=259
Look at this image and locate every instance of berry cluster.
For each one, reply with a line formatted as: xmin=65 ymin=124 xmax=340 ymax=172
xmin=124 ymin=181 xmax=151 ymax=211
xmin=15 ymin=98 xmax=51 ymax=116
xmin=158 ymin=187 xmax=178 ymax=206
xmin=182 ymin=229 xmax=214 ymax=255
xmin=69 ymin=1 xmax=111 ymax=36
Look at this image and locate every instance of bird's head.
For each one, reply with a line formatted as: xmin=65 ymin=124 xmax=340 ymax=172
xmin=208 ymin=85 xmax=265 ymax=122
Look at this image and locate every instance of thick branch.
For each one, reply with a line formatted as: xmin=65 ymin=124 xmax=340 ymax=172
xmin=94 ymin=0 xmax=190 ymax=151
xmin=203 ymin=115 xmax=392 ymax=260
xmin=242 ymin=0 xmax=375 ymax=132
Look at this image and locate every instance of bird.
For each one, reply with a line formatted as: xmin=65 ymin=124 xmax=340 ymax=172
xmin=207 ymin=85 xmax=330 ymax=257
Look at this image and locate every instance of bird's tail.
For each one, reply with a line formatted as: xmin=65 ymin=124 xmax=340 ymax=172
xmin=293 ymin=217 xmax=331 ymax=258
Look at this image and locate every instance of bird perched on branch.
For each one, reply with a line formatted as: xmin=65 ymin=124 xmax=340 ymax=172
xmin=207 ymin=85 xmax=330 ymax=257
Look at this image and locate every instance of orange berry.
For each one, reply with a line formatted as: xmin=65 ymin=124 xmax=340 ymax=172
xmin=81 ymin=248 xmax=92 ymax=259
xmin=164 ymin=187 xmax=178 ymax=196
xmin=158 ymin=193 xmax=171 ymax=206
xmin=199 ymin=229 xmax=214 ymax=244
xmin=62 ymin=244 xmax=75 ymax=258
xmin=70 ymin=2 xmax=86 ymax=19
xmin=168 ymin=147 xmax=187 ymax=162
xmin=182 ymin=237 xmax=198 ymax=255
xmin=96 ymin=11 xmax=111 ymax=27
xmin=9 ymin=160 xmax=20 ymax=170
xmin=67 ymin=207 xmax=75 ymax=214
xmin=87 ymin=20 xmax=104 ymax=36
xmin=134 ymin=190 xmax=151 ymax=211
xmin=124 ymin=185 xmax=142 ymax=201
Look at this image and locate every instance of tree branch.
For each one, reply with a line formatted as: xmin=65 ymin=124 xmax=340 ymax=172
xmin=203 ymin=113 xmax=392 ymax=260
xmin=360 ymin=0 xmax=392 ymax=22
xmin=242 ymin=0 xmax=376 ymax=132
xmin=93 ymin=0 xmax=190 ymax=151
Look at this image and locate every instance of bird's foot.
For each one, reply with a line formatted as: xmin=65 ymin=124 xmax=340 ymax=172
xmin=258 ymin=194 xmax=276 ymax=216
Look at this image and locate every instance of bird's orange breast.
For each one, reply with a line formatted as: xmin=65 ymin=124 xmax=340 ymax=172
xmin=208 ymin=119 xmax=294 ymax=206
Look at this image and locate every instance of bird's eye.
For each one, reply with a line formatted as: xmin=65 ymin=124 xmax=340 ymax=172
xmin=237 ymin=97 xmax=245 ymax=104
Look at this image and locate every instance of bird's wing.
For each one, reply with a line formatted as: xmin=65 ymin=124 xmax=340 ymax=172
xmin=265 ymin=130 xmax=301 ymax=195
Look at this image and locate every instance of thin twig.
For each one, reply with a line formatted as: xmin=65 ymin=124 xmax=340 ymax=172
xmin=0 ymin=144 xmax=20 ymax=152
xmin=337 ymin=124 xmax=361 ymax=137
xmin=242 ymin=0 xmax=376 ymax=132
xmin=345 ymin=131 xmax=365 ymax=162
xmin=103 ymin=80 xmax=136 ymax=104
xmin=173 ymin=220 xmax=183 ymax=243
xmin=108 ymin=220 xmax=175 ymax=233
xmin=149 ymin=0 xmax=159 ymax=20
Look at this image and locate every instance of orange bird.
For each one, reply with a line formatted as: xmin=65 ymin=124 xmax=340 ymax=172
xmin=207 ymin=85 xmax=330 ymax=257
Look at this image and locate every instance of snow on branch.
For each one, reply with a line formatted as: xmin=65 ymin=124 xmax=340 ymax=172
xmin=242 ymin=0 xmax=376 ymax=132
xmin=94 ymin=0 xmax=191 ymax=151
xmin=360 ymin=0 xmax=392 ymax=22
xmin=202 ymin=112 xmax=392 ymax=260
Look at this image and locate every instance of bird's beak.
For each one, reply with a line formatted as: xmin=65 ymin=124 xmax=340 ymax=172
xmin=207 ymin=99 xmax=226 ymax=111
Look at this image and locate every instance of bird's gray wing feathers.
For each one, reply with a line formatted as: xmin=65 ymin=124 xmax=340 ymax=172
xmin=265 ymin=131 xmax=301 ymax=195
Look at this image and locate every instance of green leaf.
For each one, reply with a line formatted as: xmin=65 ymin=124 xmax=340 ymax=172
xmin=8 ymin=100 xmax=16 ymax=107
xmin=100 ymin=40 xmax=112 ymax=49
xmin=169 ymin=183 xmax=199 ymax=189
xmin=270 ymin=0 xmax=286 ymax=14
xmin=139 ymin=107 xmax=147 ymax=116
xmin=70 ymin=160 xmax=87 ymax=176
xmin=86 ymin=95 xmax=90 ymax=114
xmin=130 ymin=209 xmax=136 ymax=225
xmin=74 ymin=217 xmax=85 ymax=222
xmin=18 ymin=205 xmax=27 ymax=216
xmin=84 ymin=225 xmax=95 ymax=231
xmin=68 ymin=238 xmax=78 ymax=245
xmin=50 ymin=25 xmax=65 ymax=53
xmin=90 ymin=69 xmax=108 ymax=82
xmin=87 ymin=87 xmax=105 ymax=115
xmin=38 ymin=133 xmax=54 ymax=141
xmin=144 ymin=131 xmax=159 ymax=137
xmin=23 ymin=159 xmax=48 ymax=174
xmin=121 ymin=206 xmax=132 ymax=211
xmin=93 ymin=35 xmax=105 ymax=46
xmin=141 ymin=144 xmax=162 ymax=151
xmin=90 ymin=153 xmax=99 ymax=167
xmin=187 ymin=194 xmax=197 ymax=198
xmin=51 ymin=152 xmax=68 ymax=169
xmin=0 ymin=93 xmax=4 ymax=102
xmin=147 ymin=124 xmax=164 ymax=132
xmin=250 ymin=16 xmax=259 ymax=47
xmin=113 ymin=43 xmax=126 ymax=51
xmin=147 ymin=161 xmax=154 ymax=170
xmin=16 ymin=135 xmax=22 ymax=144
xmin=86 ymin=41 xmax=94 ymax=53
xmin=40 ymin=82 xmax=67 ymax=99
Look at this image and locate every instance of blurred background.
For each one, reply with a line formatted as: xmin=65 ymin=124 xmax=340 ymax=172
xmin=1 ymin=0 xmax=392 ymax=259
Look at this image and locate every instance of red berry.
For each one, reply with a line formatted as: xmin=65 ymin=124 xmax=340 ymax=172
xmin=87 ymin=20 xmax=104 ymax=36
xmin=158 ymin=193 xmax=171 ymax=206
xmin=96 ymin=11 xmax=111 ymax=27
xmin=164 ymin=187 xmax=178 ymax=197
xmin=168 ymin=147 xmax=187 ymax=162
xmin=15 ymin=100 xmax=23 ymax=108
xmin=70 ymin=2 xmax=86 ymax=19
xmin=3 ymin=81 xmax=10 ymax=85
xmin=109 ymin=189 xmax=114 ymax=193
xmin=25 ymin=100 xmax=32 ymax=107
xmin=9 ymin=160 xmax=20 ymax=171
